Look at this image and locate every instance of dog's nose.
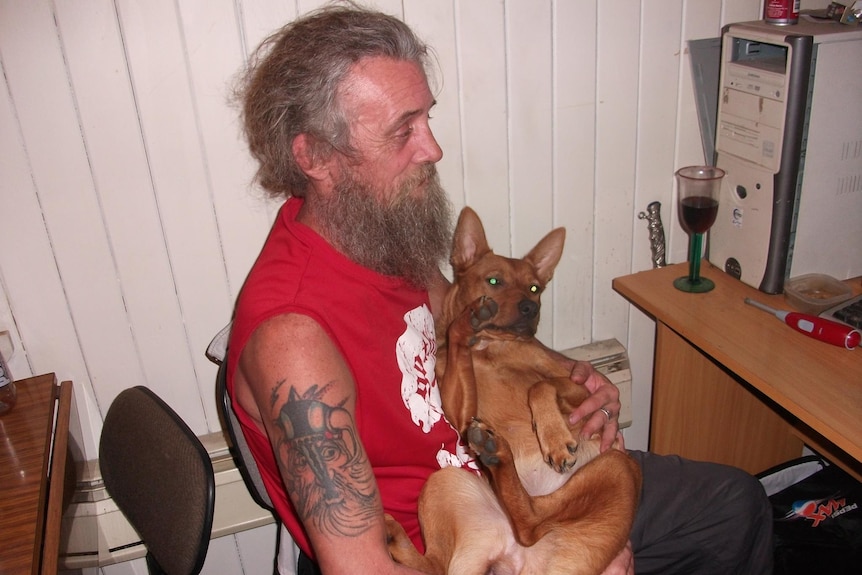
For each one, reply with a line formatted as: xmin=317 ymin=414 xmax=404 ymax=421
xmin=518 ymin=299 xmax=539 ymax=319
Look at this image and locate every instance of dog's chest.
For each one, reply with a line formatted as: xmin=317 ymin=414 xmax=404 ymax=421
xmin=471 ymin=355 xmax=546 ymax=420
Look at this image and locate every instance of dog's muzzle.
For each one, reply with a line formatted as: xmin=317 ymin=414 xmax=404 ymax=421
xmin=519 ymin=299 xmax=539 ymax=320
xmin=509 ymin=299 xmax=539 ymax=335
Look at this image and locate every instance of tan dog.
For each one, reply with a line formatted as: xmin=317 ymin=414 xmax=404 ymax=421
xmin=386 ymin=207 xmax=642 ymax=575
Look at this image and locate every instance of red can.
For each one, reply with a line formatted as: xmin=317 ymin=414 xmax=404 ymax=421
xmin=764 ymin=0 xmax=800 ymax=25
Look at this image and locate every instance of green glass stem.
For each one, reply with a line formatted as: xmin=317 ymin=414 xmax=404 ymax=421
xmin=688 ymin=233 xmax=703 ymax=283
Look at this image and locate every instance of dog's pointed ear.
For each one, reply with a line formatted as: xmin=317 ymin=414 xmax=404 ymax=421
xmin=451 ymin=207 xmax=492 ymax=270
xmin=525 ymin=227 xmax=566 ymax=283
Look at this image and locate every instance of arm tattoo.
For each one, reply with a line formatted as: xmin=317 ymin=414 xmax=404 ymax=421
xmin=271 ymin=382 xmax=379 ymax=538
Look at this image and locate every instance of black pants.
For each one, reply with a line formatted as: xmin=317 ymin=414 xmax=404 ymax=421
xmin=627 ymin=450 xmax=774 ymax=574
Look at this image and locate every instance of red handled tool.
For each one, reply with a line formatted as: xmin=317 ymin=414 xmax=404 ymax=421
xmin=744 ymin=298 xmax=861 ymax=350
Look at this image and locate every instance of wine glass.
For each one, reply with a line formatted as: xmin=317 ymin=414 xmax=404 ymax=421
xmin=673 ymin=166 xmax=725 ymax=293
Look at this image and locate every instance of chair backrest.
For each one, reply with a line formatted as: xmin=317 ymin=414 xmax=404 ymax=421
xmin=216 ymin=360 xmax=275 ymax=512
xmin=99 ymin=386 xmax=215 ymax=575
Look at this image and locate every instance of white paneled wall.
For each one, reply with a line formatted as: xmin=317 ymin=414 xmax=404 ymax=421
xmin=1 ymin=1 xmax=830 ymax=574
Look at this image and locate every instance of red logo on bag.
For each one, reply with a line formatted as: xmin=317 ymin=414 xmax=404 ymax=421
xmin=788 ymin=497 xmax=857 ymax=527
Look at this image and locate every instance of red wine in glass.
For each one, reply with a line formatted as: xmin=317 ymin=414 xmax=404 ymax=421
xmin=680 ymin=196 xmax=719 ymax=234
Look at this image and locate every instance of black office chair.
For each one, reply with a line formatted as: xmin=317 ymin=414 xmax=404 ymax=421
xmin=100 ymin=386 xmax=215 ymax=575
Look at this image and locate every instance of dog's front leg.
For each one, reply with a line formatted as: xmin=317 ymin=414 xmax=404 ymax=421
xmin=528 ymin=377 xmax=586 ymax=472
xmin=439 ymin=297 xmax=494 ymax=433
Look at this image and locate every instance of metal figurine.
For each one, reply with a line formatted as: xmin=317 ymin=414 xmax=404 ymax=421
xmin=638 ymin=201 xmax=667 ymax=269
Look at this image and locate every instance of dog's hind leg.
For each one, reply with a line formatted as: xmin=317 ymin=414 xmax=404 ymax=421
xmin=385 ymin=514 xmax=443 ymax=574
xmin=467 ymin=420 xmax=639 ymax=555
xmin=528 ymin=452 xmax=642 ymax=575
xmin=466 ymin=419 xmax=550 ymax=547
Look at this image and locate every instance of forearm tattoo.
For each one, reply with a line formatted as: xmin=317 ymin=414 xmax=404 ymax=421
xmin=271 ymin=382 xmax=379 ymax=538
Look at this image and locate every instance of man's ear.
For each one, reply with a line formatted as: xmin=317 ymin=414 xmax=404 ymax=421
xmin=292 ymin=133 xmax=332 ymax=182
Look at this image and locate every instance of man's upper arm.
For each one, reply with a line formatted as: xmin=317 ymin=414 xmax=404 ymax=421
xmin=237 ymin=313 xmax=391 ymax=569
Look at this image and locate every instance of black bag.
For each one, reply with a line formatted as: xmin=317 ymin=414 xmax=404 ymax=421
xmin=757 ymin=456 xmax=862 ymax=575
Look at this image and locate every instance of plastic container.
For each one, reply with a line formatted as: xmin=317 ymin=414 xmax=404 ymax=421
xmin=784 ymin=273 xmax=853 ymax=315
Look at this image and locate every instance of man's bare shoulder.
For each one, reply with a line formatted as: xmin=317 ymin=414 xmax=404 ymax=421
xmin=235 ymin=312 xmax=355 ymax=424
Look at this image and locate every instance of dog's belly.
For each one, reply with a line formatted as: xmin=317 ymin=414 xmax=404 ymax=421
xmin=515 ymin=451 xmax=574 ymax=496
xmin=472 ymin=393 xmax=574 ymax=497
xmin=472 ymin=362 xmax=589 ymax=497
xmin=512 ymin=438 xmax=602 ymax=496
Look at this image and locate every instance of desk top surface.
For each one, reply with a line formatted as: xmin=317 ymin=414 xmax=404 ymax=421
xmin=613 ymin=262 xmax=862 ymax=465
xmin=0 ymin=374 xmax=58 ymax=575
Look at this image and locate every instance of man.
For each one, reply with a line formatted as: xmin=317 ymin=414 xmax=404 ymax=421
xmin=227 ymin=3 xmax=773 ymax=574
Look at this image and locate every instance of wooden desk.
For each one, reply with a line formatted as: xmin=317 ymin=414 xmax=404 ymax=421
xmin=613 ymin=263 xmax=862 ymax=479
xmin=0 ymin=374 xmax=72 ymax=575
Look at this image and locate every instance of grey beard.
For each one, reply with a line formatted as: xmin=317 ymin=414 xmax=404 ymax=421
xmin=312 ymin=164 xmax=453 ymax=289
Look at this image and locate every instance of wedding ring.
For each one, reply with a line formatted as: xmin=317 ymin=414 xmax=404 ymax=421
xmin=599 ymin=407 xmax=612 ymax=422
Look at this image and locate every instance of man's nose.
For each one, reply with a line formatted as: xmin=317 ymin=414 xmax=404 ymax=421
xmin=415 ymin=125 xmax=443 ymax=164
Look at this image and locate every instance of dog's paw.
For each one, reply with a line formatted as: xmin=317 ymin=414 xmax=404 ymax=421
xmin=467 ymin=419 xmax=502 ymax=467
xmin=545 ymin=441 xmax=580 ymax=473
xmin=449 ymin=296 xmax=500 ymax=346
xmin=384 ymin=513 xmax=408 ymax=544
xmin=465 ymin=297 xmax=499 ymax=345
xmin=534 ymin=421 xmax=580 ymax=473
xmin=385 ymin=513 xmax=429 ymax=568
xmin=469 ymin=296 xmax=498 ymax=330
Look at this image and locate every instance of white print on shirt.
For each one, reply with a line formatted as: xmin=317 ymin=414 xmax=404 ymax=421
xmin=396 ymin=304 xmax=475 ymax=470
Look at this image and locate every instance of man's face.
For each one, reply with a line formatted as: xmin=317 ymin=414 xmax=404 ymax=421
xmin=311 ymin=57 xmax=452 ymax=288
xmin=337 ymin=56 xmax=443 ymax=197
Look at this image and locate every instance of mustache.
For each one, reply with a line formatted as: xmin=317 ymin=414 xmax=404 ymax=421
xmin=388 ymin=163 xmax=438 ymax=205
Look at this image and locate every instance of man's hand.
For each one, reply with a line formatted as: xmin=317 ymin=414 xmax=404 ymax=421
xmin=601 ymin=541 xmax=634 ymax=575
xmin=567 ymin=360 xmax=621 ymax=451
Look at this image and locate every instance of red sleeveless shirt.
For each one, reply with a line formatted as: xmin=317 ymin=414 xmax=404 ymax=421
xmin=227 ymin=198 xmax=474 ymax=557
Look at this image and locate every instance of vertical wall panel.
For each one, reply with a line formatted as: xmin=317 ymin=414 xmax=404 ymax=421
xmin=179 ymin=0 xmax=275 ymax=303
xmin=625 ymin=0 xmax=685 ymax=449
xmin=198 ymin=535 xmax=245 ymax=574
xmin=115 ymin=0 xmax=234 ymax=431
xmin=233 ymin=524 xmax=279 ymax=574
xmin=455 ymin=0 xmax=510 ymax=252
xmin=724 ymin=0 xmax=765 ymax=23
xmin=238 ymin=0 xmax=299 ymax=58
xmin=507 ymin=0 xmax=554 ymax=252
xmin=0 ymin=19 xmax=109 ymax=455
xmin=667 ymin=0 xmax=724 ymax=265
xmin=593 ymin=0 xmax=640 ymax=343
xmin=1 ymin=0 xmax=148 ymax=456
xmin=551 ymin=0 xmax=598 ymax=349
xmin=0 ymin=38 xmax=68 ymax=382
xmin=52 ymin=0 xmax=207 ymax=439
xmin=506 ymin=0 xmax=556 ymax=343
xmin=404 ymin=0 xmax=466 ymax=216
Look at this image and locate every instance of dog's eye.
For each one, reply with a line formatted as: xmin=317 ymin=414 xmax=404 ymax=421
xmin=530 ymin=284 xmax=540 ymax=294
xmin=487 ymin=277 xmax=501 ymax=286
